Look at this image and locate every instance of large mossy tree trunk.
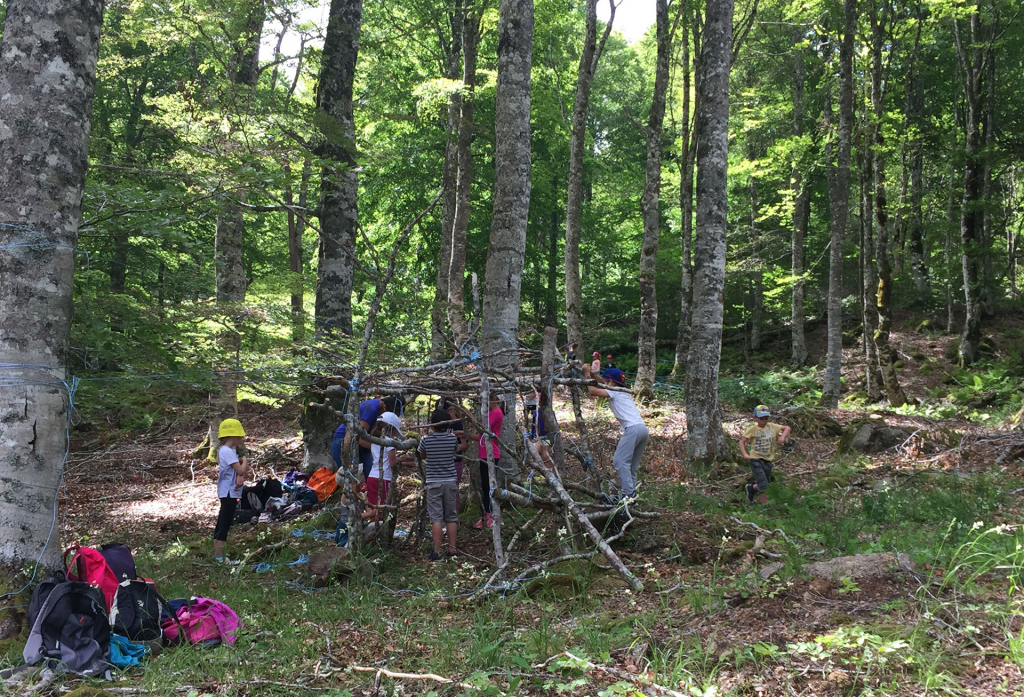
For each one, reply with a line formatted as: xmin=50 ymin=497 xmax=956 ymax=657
xmin=820 ymin=0 xmax=855 ymax=408
xmin=315 ymin=0 xmax=363 ymax=339
xmin=0 ymin=0 xmax=103 ymax=606
xmin=482 ymin=0 xmax=533 ymax=456
xmin=634 ymin=0 xmax=672 ymax=399
xmin=685 ymin=0 xmax=732 ymax=463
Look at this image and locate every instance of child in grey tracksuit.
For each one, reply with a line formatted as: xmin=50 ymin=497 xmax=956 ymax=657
xmin=581 ymin=364 xmax=648 ymax=498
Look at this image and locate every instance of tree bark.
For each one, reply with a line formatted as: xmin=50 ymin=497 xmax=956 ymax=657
xmin=285 ymin=158 xmax=311 ymax=342
xmin=869 ymin=4 xmax=907 ymax=407
xmin=672 ymin=17 xmax=696 ymax=378
xmin=482 ymin=0 xmax=533 ymax=453
xmin=980 ymin=49 xmax=995 ymax=316
xmin=859 ymin=147 xmax=882 ymax=402
xmin=953 ymin=13 xmax=984 ymax=365
xmin=748 ymin=152 xmax=763 ymax=353
xmin=431 ymin=7 xmax=465 ymax=359
xmin=790 ymin=38 xmax=809 ymax=367
xmin=820 ymin=0 xmax=855 ymax=408
xmin=685 ymin=0 xmax=732 ymax=463
xmin=0 ymin=0 xmax=103 ymax=576
xmin=448 ymin=1 xmax=481 ymax=349
xmin=905 ymin=16 xmax=928 ymax=304
xmin=635 ymin=0 xmax=672 ymax=399
xmin=315 ymin=0 xmax=363 ymax=338
xmin=945 ymin=163 xmax=956 ymax=333
xmin=565 ymin=0 xmax=614 ymax=359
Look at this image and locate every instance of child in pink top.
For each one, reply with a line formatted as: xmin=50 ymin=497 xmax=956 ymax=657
xmin=474 ymin=394 xmax=504 ymax=529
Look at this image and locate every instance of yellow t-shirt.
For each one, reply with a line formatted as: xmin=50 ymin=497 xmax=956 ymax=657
xmin=742 ymin=423 xmax=785 ymax=461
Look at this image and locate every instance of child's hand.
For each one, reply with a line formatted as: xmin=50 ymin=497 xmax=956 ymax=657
xmin=777 ymin=434 xmax=787 ymax=445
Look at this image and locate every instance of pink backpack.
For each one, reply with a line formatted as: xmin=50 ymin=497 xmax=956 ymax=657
xmin=64 ymin=544 xmax=119 ymax=611
xmin=161 ymin=597 xmax=242 ymax=646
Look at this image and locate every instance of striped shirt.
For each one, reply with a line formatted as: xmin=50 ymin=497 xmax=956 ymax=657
xmin=418 ymin=432 xmax=459 ymax=483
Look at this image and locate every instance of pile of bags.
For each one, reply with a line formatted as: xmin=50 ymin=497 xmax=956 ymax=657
xmin=20 ymin=543 xmax=242 ymax=678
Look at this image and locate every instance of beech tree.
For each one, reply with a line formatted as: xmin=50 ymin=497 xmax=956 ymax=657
xmin=635 ymin=0 xmax=672 ymax=398
xmin=790 ymin=33 xmax=809 ymax=367
xmin=685 ymin=0 xmax=732 ymax=462
xmin=820 ymin=0 xmax=855 ymax=408
xmin=0 ymin=0 xmax=104 ymax=578
xmin=564 ymin=0 xmax=615 ymax=358
xmin=315 ymin=0 xmax=363 ymax=337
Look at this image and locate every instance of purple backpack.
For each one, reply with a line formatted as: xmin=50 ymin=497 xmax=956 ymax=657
xmin=160 ymin=597 xmax=242 ymax=646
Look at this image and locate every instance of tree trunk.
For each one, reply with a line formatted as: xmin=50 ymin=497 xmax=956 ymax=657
xmin=448 ymin=1 xmax=481 ymax=349
xmin=820 ymin=0 xmax=855 ymax=408
xmin=565 ymin=0 xmax=615 ymax=359
xmin=945 ymin=164 xmax=956 ymax=333
xmin=286 ymin=159 xmax=311 ymax=342
xmin=980 ymin=50 xmax=995 ymax=316
xmin=635 ymin=0 xmax=672 ymax=399
xmin=748 ymin=160 xmax=763 ymax=353
xmin=315 ymin=0 xmax=363 ymax=338
xmin=547 ymin=189 xmax=559 ymax=326
xmin=869 ymin=5 xmax=907 ymax=407
xmin=672 ymin=17 xmax=695 ymax=378
xmin=953 ymin=13 xmax=984 ymax=365
xmin=431 ymin=7 xmax=465 ymax=359
xmin=685 ymin=0 xmax=732 ymax=463
xmin=0 ymin=0 xmax=103 ymax=582
xmin=860 ymin=149 xmax=882 ymax=402
xmin=482 ymin=0 xmax=533 ymax=455
xmin=790 ymin=39 xmax=809 ymax=367
xmin=905 ymin=21 xmax=928 ymax=304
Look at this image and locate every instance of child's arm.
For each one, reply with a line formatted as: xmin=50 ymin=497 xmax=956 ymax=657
xmin=231 ymin=456 xmax=249 ymax=475
xmin=581 ymin=365 xmax=609 ymax=398
xmin=738 ymin=436 xmax=751 ymax=460
xmin=358 ymin=437 xmax=372 ymax=449
xmin=777 ymin=425 xmax=791 ymax=445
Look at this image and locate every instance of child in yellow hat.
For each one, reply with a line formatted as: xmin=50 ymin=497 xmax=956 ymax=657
xmin=214 ymin=418 xmax=251 ymax=563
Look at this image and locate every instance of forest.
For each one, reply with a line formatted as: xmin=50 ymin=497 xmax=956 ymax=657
xmin=1 ymin=0 xmax=1024 ymax=694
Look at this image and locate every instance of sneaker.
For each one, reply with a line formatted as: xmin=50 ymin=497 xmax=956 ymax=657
xmin=485 ymin=513 xmax=494 ymax=529
xmin=425 ymin=551 xmax=441 ymax=562
xmin=745 ymin=484 xmax=755 ymax=503
xmin=472 ymin=517 xmax=485 ymax=530
xmin=215 ymin=556 xmax=241 ymax=566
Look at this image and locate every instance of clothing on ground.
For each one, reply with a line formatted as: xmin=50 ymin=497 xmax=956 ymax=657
xmin=213 ymin=496 xmax=237 ymax=541
xmin=742 ymin=422 xmax=785 ymax=461
xmin=612 ymin=423 xmax=649 ymax=497
xmin=419 ymin=431 xmax=459 ymax=482
xmin=217 ymin=444 xmax=242 ymax=498
xmin=426 ymin=481 xmax=459 ymax=523
xmin=606 ymin=390 xmax=643 ymax=431
xmin=478 ymin=407 xmax=504 ymax=460
xmin=749 ymin=457 xmax=774 ymax=492
xmin=110 ymin=634 xmax=150 ymax=669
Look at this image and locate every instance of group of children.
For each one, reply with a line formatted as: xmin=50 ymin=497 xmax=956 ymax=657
xmin=212 ymin=360 xmax=792 ymax=562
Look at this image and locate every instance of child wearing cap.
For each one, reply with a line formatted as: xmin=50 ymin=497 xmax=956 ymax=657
xmin=591 ymin=352 xmax=602 ymax=373
xmin=738 ymin=406 xmax=791 ymax=505
xmin=581 ymin=364 xmax=648 ymax=499
xmin=359 ymin=411 xmax=413 ymax=523
xmin=214 ymin=418 xmax=251 ymax=563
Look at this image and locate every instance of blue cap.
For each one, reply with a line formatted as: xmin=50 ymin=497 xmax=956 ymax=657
xmin=602 ymin=368 xmax=626 ymax=385
xmin=754 ymin=405 xmax=771 ymax=417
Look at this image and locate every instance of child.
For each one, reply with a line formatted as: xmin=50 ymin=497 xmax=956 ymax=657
xmin=581 ymin=365 xmax=648 ymax=499
xmin=440 ymin=398 xmax=469 ymax=510
xmin=530 ymin=391 xmax=553 ymax=466
xmin=214 ymin=418 xmax=250 ymax=563
xmin=358 ymin=411 xmax=412 ymax=523
xmin=738 ymin=405 xmax=791 ymax=505
xmin=419 ymin=409 xmax=462 ymax=561
xmin=591 ymin=352 xmax=602 ymax=373
xmin=474 ymin=393 xmax=504 ymax=529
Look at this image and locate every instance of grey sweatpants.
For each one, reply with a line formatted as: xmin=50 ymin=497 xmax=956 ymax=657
xmin=613 ymin=424 xmax=649 ymax=497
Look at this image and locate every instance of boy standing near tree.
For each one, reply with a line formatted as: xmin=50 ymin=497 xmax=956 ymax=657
xmin=738 ymin=405 xmax=791 ymax=505
xmin=581 ymin=364 xmax=648 ymax=499
xmin=419 ymin=409 xmax=461 ymax=561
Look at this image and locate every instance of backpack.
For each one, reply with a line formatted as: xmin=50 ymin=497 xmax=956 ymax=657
xmin=99 ymin=543 xmax=137 ymax=582
xmin=307 ymin=468 xmax=337 ymax=502
xmin=65 ymin=544 xmax=119 ymax=611
xmin=23 ymin=576 xmax=110 ymax=676
xmin=239 ymin=478 xmax=285 ymax=511
xmin=109 ymin=579 xmax=173 ymax=643
xmin=160 ymin=597 xmax=243 ymax=647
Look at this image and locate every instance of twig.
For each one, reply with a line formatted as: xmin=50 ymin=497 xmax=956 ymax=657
xmin=351 ymin=665 xmax=476 ymax=689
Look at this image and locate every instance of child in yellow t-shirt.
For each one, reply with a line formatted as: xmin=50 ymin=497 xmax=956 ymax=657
xmin=738 ymin=406 xmax=791 ymax=505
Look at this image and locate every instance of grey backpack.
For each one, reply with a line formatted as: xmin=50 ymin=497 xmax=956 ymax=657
xmin=23 ymin=575 xmax=110 ymax=677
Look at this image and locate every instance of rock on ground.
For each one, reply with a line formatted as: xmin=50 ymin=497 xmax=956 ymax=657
xmin=804 ymin=552 xmax=916 ymax=580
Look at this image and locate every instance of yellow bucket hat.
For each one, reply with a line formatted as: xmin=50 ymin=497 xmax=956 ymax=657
xmin=218 ymin=418 xmax=246 ymax=438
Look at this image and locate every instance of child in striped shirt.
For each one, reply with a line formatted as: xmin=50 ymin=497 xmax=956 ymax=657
xmin=418 ymin=409 xmax=461 ymax=561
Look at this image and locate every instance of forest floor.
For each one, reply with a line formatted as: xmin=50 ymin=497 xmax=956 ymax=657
xmin=10 ymin=316 xmax=1024 ymax=697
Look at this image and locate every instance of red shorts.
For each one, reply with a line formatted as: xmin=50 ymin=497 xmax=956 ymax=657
xmin=366 ymin=477 xmax=390 ymax=506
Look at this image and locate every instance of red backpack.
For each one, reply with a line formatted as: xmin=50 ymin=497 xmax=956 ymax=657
xmin=64 ymin=544 xmax=119 ymax=611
